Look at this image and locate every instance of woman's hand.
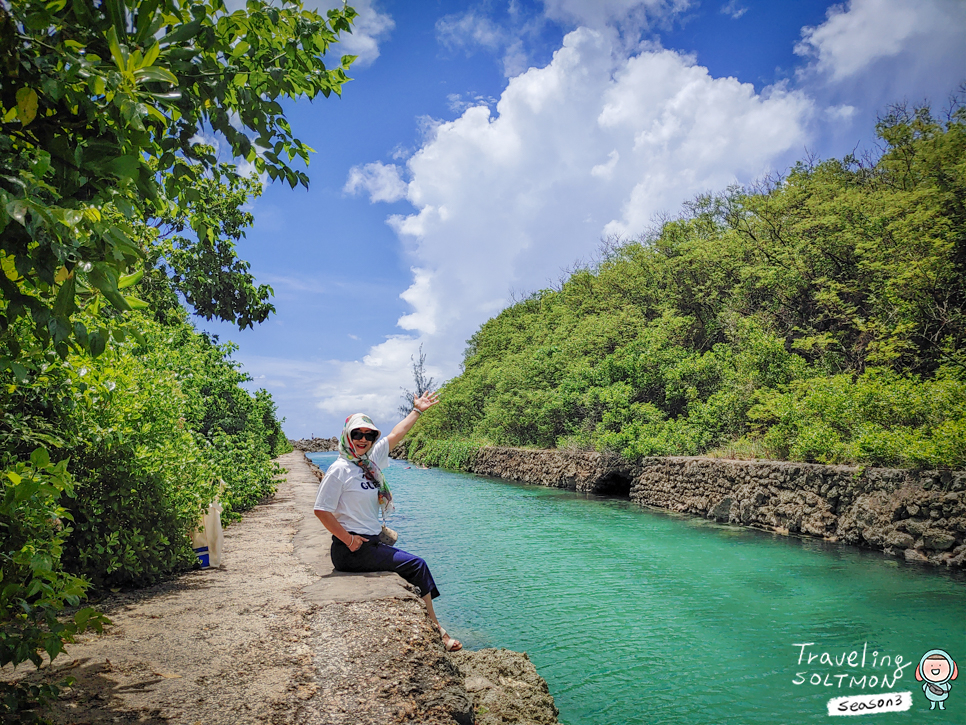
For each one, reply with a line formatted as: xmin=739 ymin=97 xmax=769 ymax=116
xmin=388 ymin=391 xmax=440 ymax=448
xmin=413 ymin=390 xmax=440 ymax=413
xmin=347 ymin=534 xmax=363 ymax=552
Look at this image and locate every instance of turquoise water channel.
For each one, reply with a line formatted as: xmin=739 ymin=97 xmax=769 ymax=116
xmin=308 ymin=452 xmax=966 ymax=725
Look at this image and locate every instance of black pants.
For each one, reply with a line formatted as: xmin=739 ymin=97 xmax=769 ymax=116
xmin=331 ymin=533 xmax=440 ymax=599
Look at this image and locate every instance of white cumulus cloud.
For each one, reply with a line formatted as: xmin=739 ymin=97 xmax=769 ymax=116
xmin=387 ymin=29 xmax=810 ymax=346
xmin=591 ymin=150 xmax=621 ymax=179
xmin=397 ymin=268 xmax=439 ymax=335
xmin=344 ymin=161 xmax=408 ymax=203
xmin=795 ymin=0 xmax=966 ymax=109
xmin=314 ymin=336 xmax=440 ymax=428
xmin=319 ymin=0 xmax=394 ymax=67
xmin=314 ymin=27 xmax=814 ymax=424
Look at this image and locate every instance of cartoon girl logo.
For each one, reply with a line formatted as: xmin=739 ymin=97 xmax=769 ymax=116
xmin=916 ymin=649 xmax=958 ymax=711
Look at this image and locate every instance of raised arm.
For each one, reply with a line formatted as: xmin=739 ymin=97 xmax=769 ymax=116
xmin=386 ymin=391 xmax=439 ymax=449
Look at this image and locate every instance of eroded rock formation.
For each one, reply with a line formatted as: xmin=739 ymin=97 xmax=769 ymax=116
xmin=452 ymin=648 xmax=560 ymax=725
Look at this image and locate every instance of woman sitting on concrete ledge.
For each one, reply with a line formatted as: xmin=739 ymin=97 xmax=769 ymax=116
xmin=313 ymin=393 xmax=462 ymax=652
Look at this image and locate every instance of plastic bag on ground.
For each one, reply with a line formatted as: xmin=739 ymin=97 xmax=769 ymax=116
xmin=190 ymin=497 xmax=224 ymax=568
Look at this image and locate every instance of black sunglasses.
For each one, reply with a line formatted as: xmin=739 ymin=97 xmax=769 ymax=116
xmin=350 ymin=430 xmax=379 ymax=442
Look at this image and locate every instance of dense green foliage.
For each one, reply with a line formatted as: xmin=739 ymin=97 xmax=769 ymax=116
xmin=412 ymin=104 xmax=966 ymax=471
xmin=0 ymin=0 xmax=355 ymax=361
xmin=138 ymin=160 xmax=277 ymax=329
xmin=1 ymin=0 xmax=351 ymax=713
xmin=0 ymin=447 xmax=108 ymax=717
xmin=406 ymin=437 xmax=482 ymax=471
xmin=0 ymin=310 xmax=288 ymax=592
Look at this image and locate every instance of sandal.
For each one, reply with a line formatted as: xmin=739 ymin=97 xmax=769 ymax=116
xmin=438 ymin=625 xmax=462 ymax=652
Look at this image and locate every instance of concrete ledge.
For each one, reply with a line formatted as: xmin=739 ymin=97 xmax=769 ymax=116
xmin=284 ymin=451 xmax=561 ymax=725
xmin=286 ymin=451 xmax=417 ymax=604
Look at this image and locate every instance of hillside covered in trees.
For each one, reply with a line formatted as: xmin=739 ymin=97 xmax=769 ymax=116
xmin=410 ymin=103 xmax=966 ymax=471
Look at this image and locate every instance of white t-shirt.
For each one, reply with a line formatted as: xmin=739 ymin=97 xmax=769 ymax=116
xmin=313 ymin=438 xmax=389 ymax=536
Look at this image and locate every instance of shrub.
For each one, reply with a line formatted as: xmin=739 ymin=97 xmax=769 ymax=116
xmin=749 ymin=369 xmax=966 ymax=468
xmin=56 ymin=316 xmax=286 ymax=587
xmin=59 ymin=336 xmax=216 ymax=588
xmin=0 ymin=449 xmax=108 ymax=719
xmin=408 ymin=436 xmax=482 ymax=471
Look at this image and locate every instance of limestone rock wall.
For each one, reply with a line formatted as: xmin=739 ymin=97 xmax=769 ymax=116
xmin=471 ymin=447 xmax=634 ymax=493
xmin=459 ymin=447 xmax=966 ymax=568
xmin=632 ymin=458 xmax=965 ymax=568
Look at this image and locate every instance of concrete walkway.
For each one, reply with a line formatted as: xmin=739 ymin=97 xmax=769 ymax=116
xmin=6 ymin=451 xmax=472 ymax=725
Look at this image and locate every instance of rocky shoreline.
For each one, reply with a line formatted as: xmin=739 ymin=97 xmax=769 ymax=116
xmin=402 ymin=444 xmax=966 ymax=569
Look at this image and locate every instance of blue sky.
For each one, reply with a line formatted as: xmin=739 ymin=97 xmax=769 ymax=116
xmin=198 ymin=0 xmax=966 ymax=439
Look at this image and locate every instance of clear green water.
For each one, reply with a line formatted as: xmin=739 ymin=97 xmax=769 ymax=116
xmin=309 ymin=453 xmax=966 ymax=725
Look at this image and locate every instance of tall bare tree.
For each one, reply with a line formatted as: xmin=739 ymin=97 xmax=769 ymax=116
xmin=398 ymin=344 xmax=436 ymax=416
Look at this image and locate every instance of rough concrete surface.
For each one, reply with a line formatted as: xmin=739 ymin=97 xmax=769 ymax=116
xmin=3 ymin=452 xmax=559 ymax=725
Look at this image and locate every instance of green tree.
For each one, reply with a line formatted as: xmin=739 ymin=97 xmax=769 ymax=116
xmin=0 ymin=448 xmax=108 ymax=719
xmin=0 ymin=0 xmax=356 ymax=365
xmin=135 ymin=160 xmax=276 ymax=329
xmin=398 ymin=344 xmax=437 ymax=418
